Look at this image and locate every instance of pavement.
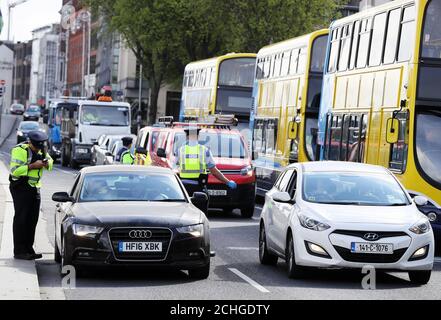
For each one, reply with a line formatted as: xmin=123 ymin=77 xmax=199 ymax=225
xmin=1 ymin=114 xmax=441 ymax=300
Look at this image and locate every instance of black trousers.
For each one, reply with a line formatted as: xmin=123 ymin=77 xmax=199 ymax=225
xmin=9 ymin=183 xmax=41 ymax=255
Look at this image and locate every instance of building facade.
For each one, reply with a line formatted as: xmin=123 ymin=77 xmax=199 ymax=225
xmin=0 ymin=42 xmax=14 ymax=112
xmin=12 ymin=40 xmax=32 ymax=106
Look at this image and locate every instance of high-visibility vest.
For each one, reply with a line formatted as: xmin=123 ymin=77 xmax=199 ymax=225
xmin=179 ymin=144 xmax=207 ymax=179
xmin=9 ymin=143 xmax=53 ymax=188
xmin=134 ymin=152 xmax=152 ymax=166
xmin=121 ymin=150 xmax=134 ymax=165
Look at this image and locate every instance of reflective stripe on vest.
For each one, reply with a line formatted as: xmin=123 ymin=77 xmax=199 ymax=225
xmin=179 ymin=144 xmax=207 ymax=179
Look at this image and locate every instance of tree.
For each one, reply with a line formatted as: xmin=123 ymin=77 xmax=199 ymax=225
xmin=84 ymin=0 xmax=344 ymax=124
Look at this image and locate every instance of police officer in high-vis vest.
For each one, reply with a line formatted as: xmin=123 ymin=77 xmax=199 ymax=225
xmin=9 ymin=131 xmax=53 ymax=260
xmin=175 ymin=126 xmax=237 ymax=197
xmin=117 ymin=136 xmax=134 ymax=164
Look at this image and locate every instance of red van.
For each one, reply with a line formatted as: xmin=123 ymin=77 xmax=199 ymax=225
xmin=145 ymin=124 xmax=256 ymax=218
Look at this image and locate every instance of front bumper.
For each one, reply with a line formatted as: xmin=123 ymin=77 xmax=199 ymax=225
xmin=65 ymin=228 xmax=210 ymax=270
xmin=293 ymin=227 xmax=435 ymax=271
xmin=206 ymin=183 xmax=256 ymax=209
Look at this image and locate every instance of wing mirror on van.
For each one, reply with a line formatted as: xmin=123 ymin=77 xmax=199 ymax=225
xmin=157 ymin=148 xmax=167 ymax=158
xmin=386 ymin=118 xmax=400 ymax=144
xmin=288 ymin=116 xmax=301 ymax=140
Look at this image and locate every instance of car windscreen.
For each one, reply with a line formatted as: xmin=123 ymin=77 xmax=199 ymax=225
xmin=79 ymin=172 xmax=186 ymax=202
xmin=302 ymin=172 xmax=410 ymax=206
xmin=81 ymin=105 xmax=129 ymax=126
xmin=19 ymin=122 xmax=39 ymax=131
xmin=173 ymin=132 xmax=247 ymax=159
xmin=28 ymin=106 xmax=40 ymax=112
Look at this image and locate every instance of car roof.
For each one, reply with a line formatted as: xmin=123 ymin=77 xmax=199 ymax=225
xmin=80 ymin=165 xmax=175 ymax=175
xmin=292 ymin=161 xmax=389 ymax=174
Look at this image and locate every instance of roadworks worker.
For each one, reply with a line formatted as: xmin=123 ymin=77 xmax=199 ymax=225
xmin=175 ymin=126 xmax=237 ymax=197
xmin=117 ymin=136 xmax=134 ymax=164
xmin=9 ymin=131 xmax=53 ymax=260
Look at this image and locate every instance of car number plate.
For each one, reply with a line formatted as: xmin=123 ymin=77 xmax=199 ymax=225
xmin=207 ymin=190 xmax=227 ymax=196
xmin=351 ymin=242 xmax=393 ymax=254
xmin=118 ymin=242 xmax=162 ymax=252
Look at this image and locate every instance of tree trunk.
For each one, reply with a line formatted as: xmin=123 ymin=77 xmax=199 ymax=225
xmin=147 ymin=81 xmax=160 ymax=125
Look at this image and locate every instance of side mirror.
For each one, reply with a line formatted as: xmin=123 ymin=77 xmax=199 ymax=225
xmin=52 ymin=192 xmax=74 ymax=203
xmin=136 ymin=147 xmax=148 ymax=156
xmin=272 ymin=191 xmax=292 ymax=203
xmin=157 ymin=148 xmax=167 ymax=158
xmin=191 ymin=192 xmax=208 ymax=213
xmin=386 ymin=118 xmax=400 ymax=144
xmin=288 ymin=121 xmax=298 ymax=140
xmin=414 ymin=195 xmax=428 ymax=207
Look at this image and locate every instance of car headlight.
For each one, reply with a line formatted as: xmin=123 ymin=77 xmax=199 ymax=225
xmin=409 ymin=219 xmax=431 ymax=235
xmin=240 ymin=165 xmax=254 ymax=177
xmin=72 ymin=224 xmax=104 ymax=238
xmin=177 ymin=224 xmax=204 ymax=237
xmin=17 ymin=131 xmax=23 ymax=136
xmin=299 ymin=214 xmax=330 ymax=231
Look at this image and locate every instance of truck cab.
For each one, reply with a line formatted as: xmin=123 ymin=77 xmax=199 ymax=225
xmin=60 ymin=99 xmax=131 ymax=169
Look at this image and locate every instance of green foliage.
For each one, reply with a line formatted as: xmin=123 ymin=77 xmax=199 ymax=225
xmin=83 ymin=0 xmax=345 ymax=123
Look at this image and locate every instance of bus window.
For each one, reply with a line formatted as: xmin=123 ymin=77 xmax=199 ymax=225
xmin=389 ymin=112 xmax=409 ymax=173
xmin=219 ymin=58 xmax=255 ymax=87
xmin=310 ymin=35 xmax=328 ymax=73
xmin=328 ymin=28 xmax=341 ymax=73
xmin=290 ymin=49 xmax=299 ymax=75
xmin=265 ymin=119 xmax=278 ymax=155
xmin=369 ymin=12 xmax=387 ymax=67
xmin=357 ymin=19 xmax=372 ymax=69
xmin=253 ymin=119 xmax=265 ymax=159
xmin=398 ymin=5 xmax=415 ymax=62
xmin=305 ymin=117 xmax=319 ymax=160
xmin=281 ymin=51 xmax=291 ymax=76
xmin=345 ymin=114 xmax=366 ymax=162
xmin=422 ymin=0 xmax=441 ymax=59
xmin=349 ymin=20 xmax=361 ymax=70
xmin=383 ymin=8 xmax=401 ymax=64
xmin=297 ymin=48 xmax=307 ymax=74
xmin=326 ymin=115 xmax=344 ymax=160
xmin=339 ymin=24 xmax=353 ymax=71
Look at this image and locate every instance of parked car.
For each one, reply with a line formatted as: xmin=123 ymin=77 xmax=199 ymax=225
xmin=52 ymin=165 xmax=212 ymax=279
xmin=259 ymin=161 xmax=434 ymax=285
xmin=136 ymin=123 xmax=256 ymax=218
xmin=23 ymin=105 xmax=41 ymax=121
xmin=10 ymin=103 xmax=25 ymax=115
xmin=91 ymin=134 xmax=136 ymax=166
xmin=108 ymin=141 xmax=123 ymax=165
xmin=16 ymin=121 xmax=44 ymax=144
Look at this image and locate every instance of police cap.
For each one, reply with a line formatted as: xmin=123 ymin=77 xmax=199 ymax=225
xmin=28 ymin=130 xmax=48 ymax=149
xmin=183 ymin=126 xmax=201 ymax=136
xmin=122 ymin=136 xmax=133 ymax=146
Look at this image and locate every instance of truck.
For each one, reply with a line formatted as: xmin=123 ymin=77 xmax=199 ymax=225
xmin=60 ymin=99 xmax=131 ymax=169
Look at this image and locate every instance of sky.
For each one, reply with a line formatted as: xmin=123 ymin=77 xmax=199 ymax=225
xmin=0 ymin=0 xmax=62 ymax=42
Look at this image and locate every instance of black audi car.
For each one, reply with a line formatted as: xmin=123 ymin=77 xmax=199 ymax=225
xmin=52 ymin=165 xmax=212 ymax=279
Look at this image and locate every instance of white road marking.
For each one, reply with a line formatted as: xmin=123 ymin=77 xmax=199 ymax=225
xmin=228 ymin=268 xmax=270 ymax=293
xmin=227 ymin=247 xmax=259 ymax=251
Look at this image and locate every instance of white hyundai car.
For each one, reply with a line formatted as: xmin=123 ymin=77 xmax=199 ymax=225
xmin=259 ymin=162 xmax=434 ymax=285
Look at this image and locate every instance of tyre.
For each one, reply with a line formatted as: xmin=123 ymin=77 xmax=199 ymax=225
xmin=60 ymin=237 xmax=72 ymax=276
xmin=259 ymin=223 xmax=278 ymax=265
xmin=286 ymin=233 xmax=307 ymax=279
xmin=188 ymin=262 xmax=210 ymax=280
xmin=70 ymin=152 xmax=79 ymax=170
xmin=241 ymin=205 xmax=255 ymax=218
xmin=409 ymin=270 xmax=431 ymax=285
xmin=54 ymin=239 xmax=61 ymax=263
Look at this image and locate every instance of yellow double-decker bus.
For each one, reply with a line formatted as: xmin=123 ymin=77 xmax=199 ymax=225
xmin=179 ymin=53 xmax=256 ymax=129
xmin=251 ymin=30 xmax=328 ymax=195
xmin=318 ymin=0 xmax=441 ymax=232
